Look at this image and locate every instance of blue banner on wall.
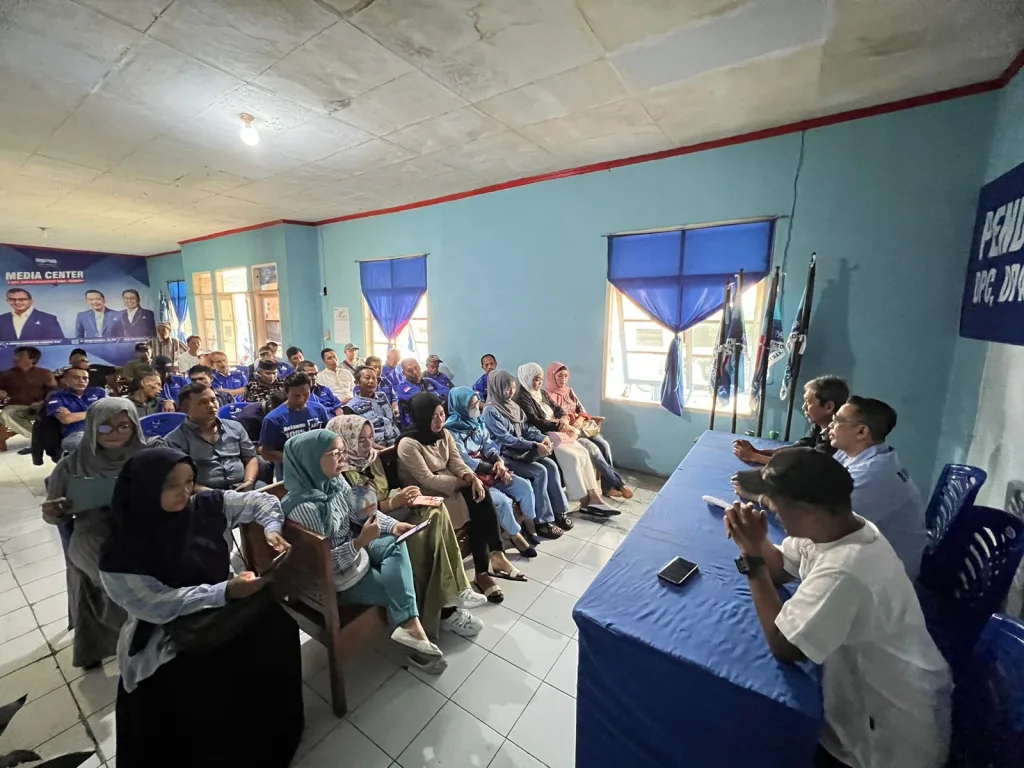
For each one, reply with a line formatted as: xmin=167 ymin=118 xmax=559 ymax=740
xmin=960 ymin=160 xmax=1024 ymax=345
xmin=0 ymin=245 xmax=154 ymax=369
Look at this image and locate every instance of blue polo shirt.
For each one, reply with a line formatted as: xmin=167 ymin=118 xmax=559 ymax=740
xmin=381 ymin=364 xmax=403 ymax=392
xmin=259 ymin=401 xmax=330 ymax=453
xmin=834 ymin=444 xmax=927 ymax=579
xmin=396 ymin=378 xmax=437 ymax=428
xmin=473 ymin=373 xmax=489 ymax=401
xmin=161 ymin=375 xmax=189 ymax=405
xmin=276 ymin=362 xmax=294 ymax=380
xmin=348 ymin=391 xmax=400 ymax=446
xmin=424 ymin=371 xmax=453 ymax=399
xmin=310 ymin=385 xmax=342 ymax=414
xmin=212 ymin=369 xmax=249 ymax=392
xmin=46 ymin=387 xmax=105 ymax=437
xmin=377 ymin=376 xmax=395 ymax=404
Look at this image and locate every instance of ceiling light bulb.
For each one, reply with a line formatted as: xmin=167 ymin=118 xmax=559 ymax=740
xmin=238 ymin=113 xmax=259 ymax=146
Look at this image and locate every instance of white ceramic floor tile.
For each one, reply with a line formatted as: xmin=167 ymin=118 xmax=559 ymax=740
xmin=300 ymin=633 xmax=329 ymax=681
xmin=33 ymin=722 xmax=101 ymax=766
xmin=0 ymin=657 xmax=65 ymax=705
xmin=309 ymin=649 xmax=399 ymax=713
xmin=21 ymin=571 xmax=66 ymax=604
xmin=348 ymin=670 xmax=446 ymax=758
xmin=55 ymin=644 xmax=88 ymax=682
xmin=493 ymin=577 xmax=545 ymax=615
xmin=31 ymin=591 xmax=68 ymax=626
xmin=0 ymin=683 xmax=80 ymax=752
xmin=86 ymin=702 xmax=116 ymax=761
xmin=293 ymin=684 xmax=340 ymax=764
xmin=548 ymin=563 xmax=600 ymax=598
xmin=560 ymin=514 xmax=604 ymax=541
xmin=1 ymin=525 xmax=61 ymax=554
xmin=508 ymin=683 xmax=577 ymax=768
xmin=544 ymin=639 xmax=578 ymax=698
xmin=488 ymin=739 xmax=548 ymax=768
xmin=0 ymin=628 xmax=50 ymax=677
xmin=13 ymin=553 xmax=66 ymax=586
xmin=408 ymin=632 xmax=487 ymax=698
xmin=5 ymin=539 xmax=63 ymax=568
xmin=295 ymin=719 xmax=392 ymax=768
xmin=0 ymin=572 xmax=16 ymax=593
xmin=451 ymin=652 xmax=541 ymax=736
xmin=589 ymin=527 xmax=627 ymax=550
xmin=397 ymin=701 xmax=503 ymax=768
xmin=68 ymin=658 xmax=119 ymax=716
xmin=465 ymin=603 xmax=519 ymax=651
xmin=0 ymin=516 xmax=48 ymax=541
xmin=492 ymin=617 xmax=570 ymax=680
xmin=611 ymin=498 xmax=649 ymax=518
xmin=511 ymin=551 xmax=566 ymax=586
xmin=523 ymin=587 xmax=579 ymax=638
xmin=0 ymin=585 xmax=27 ymax=617
xmin=40 ymin=619 xmax=74 ymax=651
xmin=0 ymin=605 xmax=37 ymax=644
xmin=535 ymin=535 xmax=584 ymax=563
xmin=572 ymin=542 xmax=615 ymax=571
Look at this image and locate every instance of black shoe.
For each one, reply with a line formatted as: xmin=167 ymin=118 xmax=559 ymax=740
xmin=16 ymin=447 xmax=31 ymax=455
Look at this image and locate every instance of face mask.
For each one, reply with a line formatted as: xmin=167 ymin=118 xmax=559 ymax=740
xmin=468 ymin=406 xmax=481 ymax=419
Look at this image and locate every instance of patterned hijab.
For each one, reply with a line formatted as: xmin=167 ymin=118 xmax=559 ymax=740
xmin=445 ymin=386 xmax=488 ymax=443
xmin=517 ymin=363 xmax=545 ymax=404
xmin=545 ymin=362 xmax=576 ymax=410
xmin=485 ymin=369 xmax=524 ymax=424
xmin=327 ymin=415 xmax=376 ymax=472
xmin=281 ymin=429 xmax=347 ymax=535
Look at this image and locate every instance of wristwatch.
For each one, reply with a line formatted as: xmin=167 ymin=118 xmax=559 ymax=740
xmin=734 ymin=554 xmax=766 ymax=577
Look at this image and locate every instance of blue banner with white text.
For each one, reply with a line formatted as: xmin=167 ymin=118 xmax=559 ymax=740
xmin=0 ymin=245 xmax=153 ymax=369
xmin=960 ymin=160 xmax=1024 ymax=345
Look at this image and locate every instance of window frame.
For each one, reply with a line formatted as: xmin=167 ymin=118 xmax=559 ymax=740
xmin=361 ymin=292 xmax=430 ymax=363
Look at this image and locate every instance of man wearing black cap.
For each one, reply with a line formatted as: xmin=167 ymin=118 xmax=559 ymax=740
xmin=725 ymin=448 xmax=951 ymax=768
xmin=423 ymin=354 xmax=453 ymax=399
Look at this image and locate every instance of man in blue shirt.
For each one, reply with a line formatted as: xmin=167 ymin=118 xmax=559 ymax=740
xmin=296 ymin=361 xmax=344 ymax=416
xmin=46 ymin=366 xmax=105 ymax=452
xmin=153 ymin=355 xmax=188 ymax=411
xmin=259 ymin=371 xmax=329 ymax=479
xmin=473 ymin=354 xmax=497 ymax=401
xmin=209 ymin=351 xmax=248 ymax=399
xmin=381 ymin=348 xmax=403 ymax=394
xmin=187 ymin=364 xmax=234 ymax=407
xmin=423 ymin=354 xmax=453 ymax=400
xmin=348 ymin=365 xmax=401 ymax=447
xmin=396 ymin=358 xmax=438 ymax=429
xmin=363 ymin=356 xmax=393 ymax=404
xmin=74 ymin=290 xmax=124 ymax=338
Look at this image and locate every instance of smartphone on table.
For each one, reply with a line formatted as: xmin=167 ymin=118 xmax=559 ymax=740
xmin=658 ymin=556 xmax=699 ymax=586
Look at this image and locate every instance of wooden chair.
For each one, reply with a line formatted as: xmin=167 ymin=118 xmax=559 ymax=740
xmin=0 ymin=421 xmax=12 ymax=452
xmin=241 ymin=481 xmax=387 ymax=717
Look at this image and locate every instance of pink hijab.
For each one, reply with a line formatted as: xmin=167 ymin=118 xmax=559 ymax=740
xmin=545 ymin=362 xmax=577 ymax=411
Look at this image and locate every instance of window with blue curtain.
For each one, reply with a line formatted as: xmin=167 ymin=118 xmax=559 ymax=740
xmin=359 ymin=255 xmax=428 ymax=344
xmin=606 ymin=220 xmax=775 ymax=415
xmin=159 ymin=279 xmax=191 ymax=342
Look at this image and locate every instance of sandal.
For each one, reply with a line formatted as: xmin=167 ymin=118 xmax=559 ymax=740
xmin=535 ymin=522 xmax=564 ymax=539
xmin=584 ymin=503 xmax=620 ymax=517
xmin=554 ymin=514 xmax=575 ymax=530
xmin=474 ymin=578 xmax=504 ymax=604
xmin=490 ymin=565 xmax=528 ymax=582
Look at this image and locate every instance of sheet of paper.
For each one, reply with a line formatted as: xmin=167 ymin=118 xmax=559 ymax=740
xmin=333 ymin=307 xmax=350 ymax=344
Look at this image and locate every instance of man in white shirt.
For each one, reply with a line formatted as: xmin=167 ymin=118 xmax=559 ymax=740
xmin=174 ymin=335 xmax=203 ymax=372
xmin=726 ymin=448 xmax=952 ymax=768
xmin=317 ymin=347 xmax=354 ymax=403
xmin=828 ymin=396 xmax=927 ymax=579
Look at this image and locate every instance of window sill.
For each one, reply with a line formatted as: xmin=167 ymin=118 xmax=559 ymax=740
xmin=602 ymin=394 xmax=754 ymax=417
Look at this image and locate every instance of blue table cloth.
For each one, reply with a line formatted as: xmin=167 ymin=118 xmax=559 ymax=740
xmin=573 ymin=430 xmax=823 ymax=767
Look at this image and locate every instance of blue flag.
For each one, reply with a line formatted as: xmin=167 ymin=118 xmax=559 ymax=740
xmin=716 ymin=287 xmax=746 ymax=405
xmin=780 ymin=284 xmax=808 ymax=402
xmin=750 ymin=286 xmax=785 ymax=410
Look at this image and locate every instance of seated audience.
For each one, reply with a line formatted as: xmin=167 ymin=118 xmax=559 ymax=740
xmin=348 ymin=365 xmax=400 ymax=446
xmin=152 ymin=356 xmax=186 ymax=412
xmin=285 ymin=346 xmax=304 ymax=369
xmin=381 ymin=348 xmax=403 ymax=396
xmin=296 ymin=360 xmax=344 ymax=415
xmin=257 ymin=344 xmax=293 ymax=380
xmin=259 ymin=371 xmax=330 ymax=477
xmin=99 ymin=447 xmax=303 ymax=767
xmin=446 ymin=386 xmax=539 ymax=557
xmin=734 ymin=375 xmax=849 ymax=464
xmin=43 ymin=399 xmax=144 ymax=669
xmin=69 ymin=347 xmax=90 ymax=371
xmin=187 ymin=364 xmax=234 ymax=406
xmin=483 ymin=370 xmax=568 ymax=539
xmin=396 ymin=358 xmax=438 ymax=429
xmin=165 ymin=383 xmax=262 ymax=491
xmin=317 ymin=347 xmax=355 ymax=402
xmin=423 ymin=354 xmax=453 ymax=399
xmin=515 ymin=363 xmax=617 ymax=517
xmin=47 ymin=366 xmax=105 ymax=453
xmin=342 ymin=342 xmax=362 ymax=375
xmin=364 ymin=355 xmax=394 ymax=404
xmin=327 ymin=415 xmax=486 ymax=639
xmin=119 ymin=342 xmax=154 ymax=381
xmin=473 ymin=354 xmax=497 ymax=401
xmin=152 ymin=322 xmax=186 ymax=360
xmin=174 ymin=335 xmax=203 ymax=372
xmin=126 ymin=372 xmax=164 ymax=417
xmin=724 ymin=448 xmax=951 ymax=768
xmin=282 ymin=430 xmax=444 ymax=659
xmin=244 ymin=359 xmax=284 ymax=409
xmin=0 ymin=345 xmax=56 ymax=446
xmin=397 ymin=392 xmax=527 ymax=603
xmin=544 ymin=362 xmax=630 ymax=498
xmin=209 ymin=350 xmax=248 ymax=398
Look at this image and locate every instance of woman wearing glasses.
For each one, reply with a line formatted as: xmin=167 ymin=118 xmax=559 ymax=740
xmin=42 ymin=399 xmax=146 ymax=670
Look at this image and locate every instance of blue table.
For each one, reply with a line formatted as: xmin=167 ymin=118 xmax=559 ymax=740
xmin=573 ymin=430 xmax=823 ymax=767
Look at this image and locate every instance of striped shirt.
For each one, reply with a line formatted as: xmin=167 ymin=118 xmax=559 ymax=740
xmin=99 ymin=490 xmax=283 ymax=692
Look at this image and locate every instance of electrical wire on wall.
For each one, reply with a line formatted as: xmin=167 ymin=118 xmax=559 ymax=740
xmin=778 ymin=129 xmax=807 ymax=314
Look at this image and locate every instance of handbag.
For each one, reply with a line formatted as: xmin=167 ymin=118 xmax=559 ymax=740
xmin=164 ymin=588 xmax=275 ymax=654
xmin=578 ymin=419 xmax=601 ymax=439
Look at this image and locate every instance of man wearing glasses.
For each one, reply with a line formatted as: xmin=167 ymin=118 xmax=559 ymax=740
xmin=0 ymin=288 xmax=64 ymax=341
xmin=46 ymin=366 xmax=106 ymax=453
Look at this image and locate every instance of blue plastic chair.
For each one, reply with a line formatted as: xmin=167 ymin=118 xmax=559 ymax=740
xmin=140 ymin=412 xmax=186 ymax=439
xmin=218 ymin=402 xmax=247 ymax=420
xmin=924 ymin=464 xmax=987 ymax=551
xmin=951 ymin=613 xmax=1024 ymax=767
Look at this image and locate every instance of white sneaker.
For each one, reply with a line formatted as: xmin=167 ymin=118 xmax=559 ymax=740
xmin=458 ymin=588 xmax=488 ymax=609
xmin=391 ymin=626 xmax=442 ymax=656
xmin=441 ymin=608 xmax=483 ymax=638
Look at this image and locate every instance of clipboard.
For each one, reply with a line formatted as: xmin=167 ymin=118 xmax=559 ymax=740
xmin=66 ymin=476 xmax=117 ymax=512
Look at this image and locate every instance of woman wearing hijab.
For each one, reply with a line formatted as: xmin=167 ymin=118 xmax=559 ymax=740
xmin=281 ymin=430 xmax=444 ymax=659
xmin=327 ymin=415 xmax=485 ymax=639
xmin=42 ymin=399 xmax=145 ymax=669
xmin=482 ymin=369 xmax=569 ymax=538
xmin=545 ymin=362 xmax=631 ymax=498
xmin=514 ymin=363 xmax=618 ymax=517
xmin=397 ymin=392 xmax=527 ymax=603
xmin=445 ymin=386 xmax=539 ymax=557
xmin=98 ymin=448 xmax=304 ymax=767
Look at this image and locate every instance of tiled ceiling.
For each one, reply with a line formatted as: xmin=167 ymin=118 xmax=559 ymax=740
xmin=0 ymin=0 xmax=1021 ymax=255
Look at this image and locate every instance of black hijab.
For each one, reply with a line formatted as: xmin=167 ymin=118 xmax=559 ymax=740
xmin=398 ymin=391 xmax=445 ymax=447
xmin=99 ymin=447 xmax=230 ymax=588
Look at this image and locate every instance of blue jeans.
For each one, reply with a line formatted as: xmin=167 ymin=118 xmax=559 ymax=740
xmin=505 ymin=456 xmax=568 ymax=523
xmin=488 ymin=473 xmax=536 ymax=536
xmin=579 ymin=436 xmax=623 ymax=493
xmin=339 ymin=536 xmax=418 ymax=628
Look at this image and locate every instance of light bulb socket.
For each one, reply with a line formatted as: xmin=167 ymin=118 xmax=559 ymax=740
xmin=238 ymin=113 xmax=259 ymax=146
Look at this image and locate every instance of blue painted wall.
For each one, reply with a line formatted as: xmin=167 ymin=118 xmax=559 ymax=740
xmin=318 ymin=93 xmax=996 ymax=483
xmin=145 ymin=251 xmax=184 ymax=309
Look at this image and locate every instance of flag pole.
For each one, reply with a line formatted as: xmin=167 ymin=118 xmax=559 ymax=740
xmin=783 ymin=254 xmax=817 ymax=440
xmin=730 ymin=269 xmax=744 ymax=435
xmin=708 ymin=280 xmax=732 ymax=432
xmin=755 ymin=266 xmax=781 ymax=438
